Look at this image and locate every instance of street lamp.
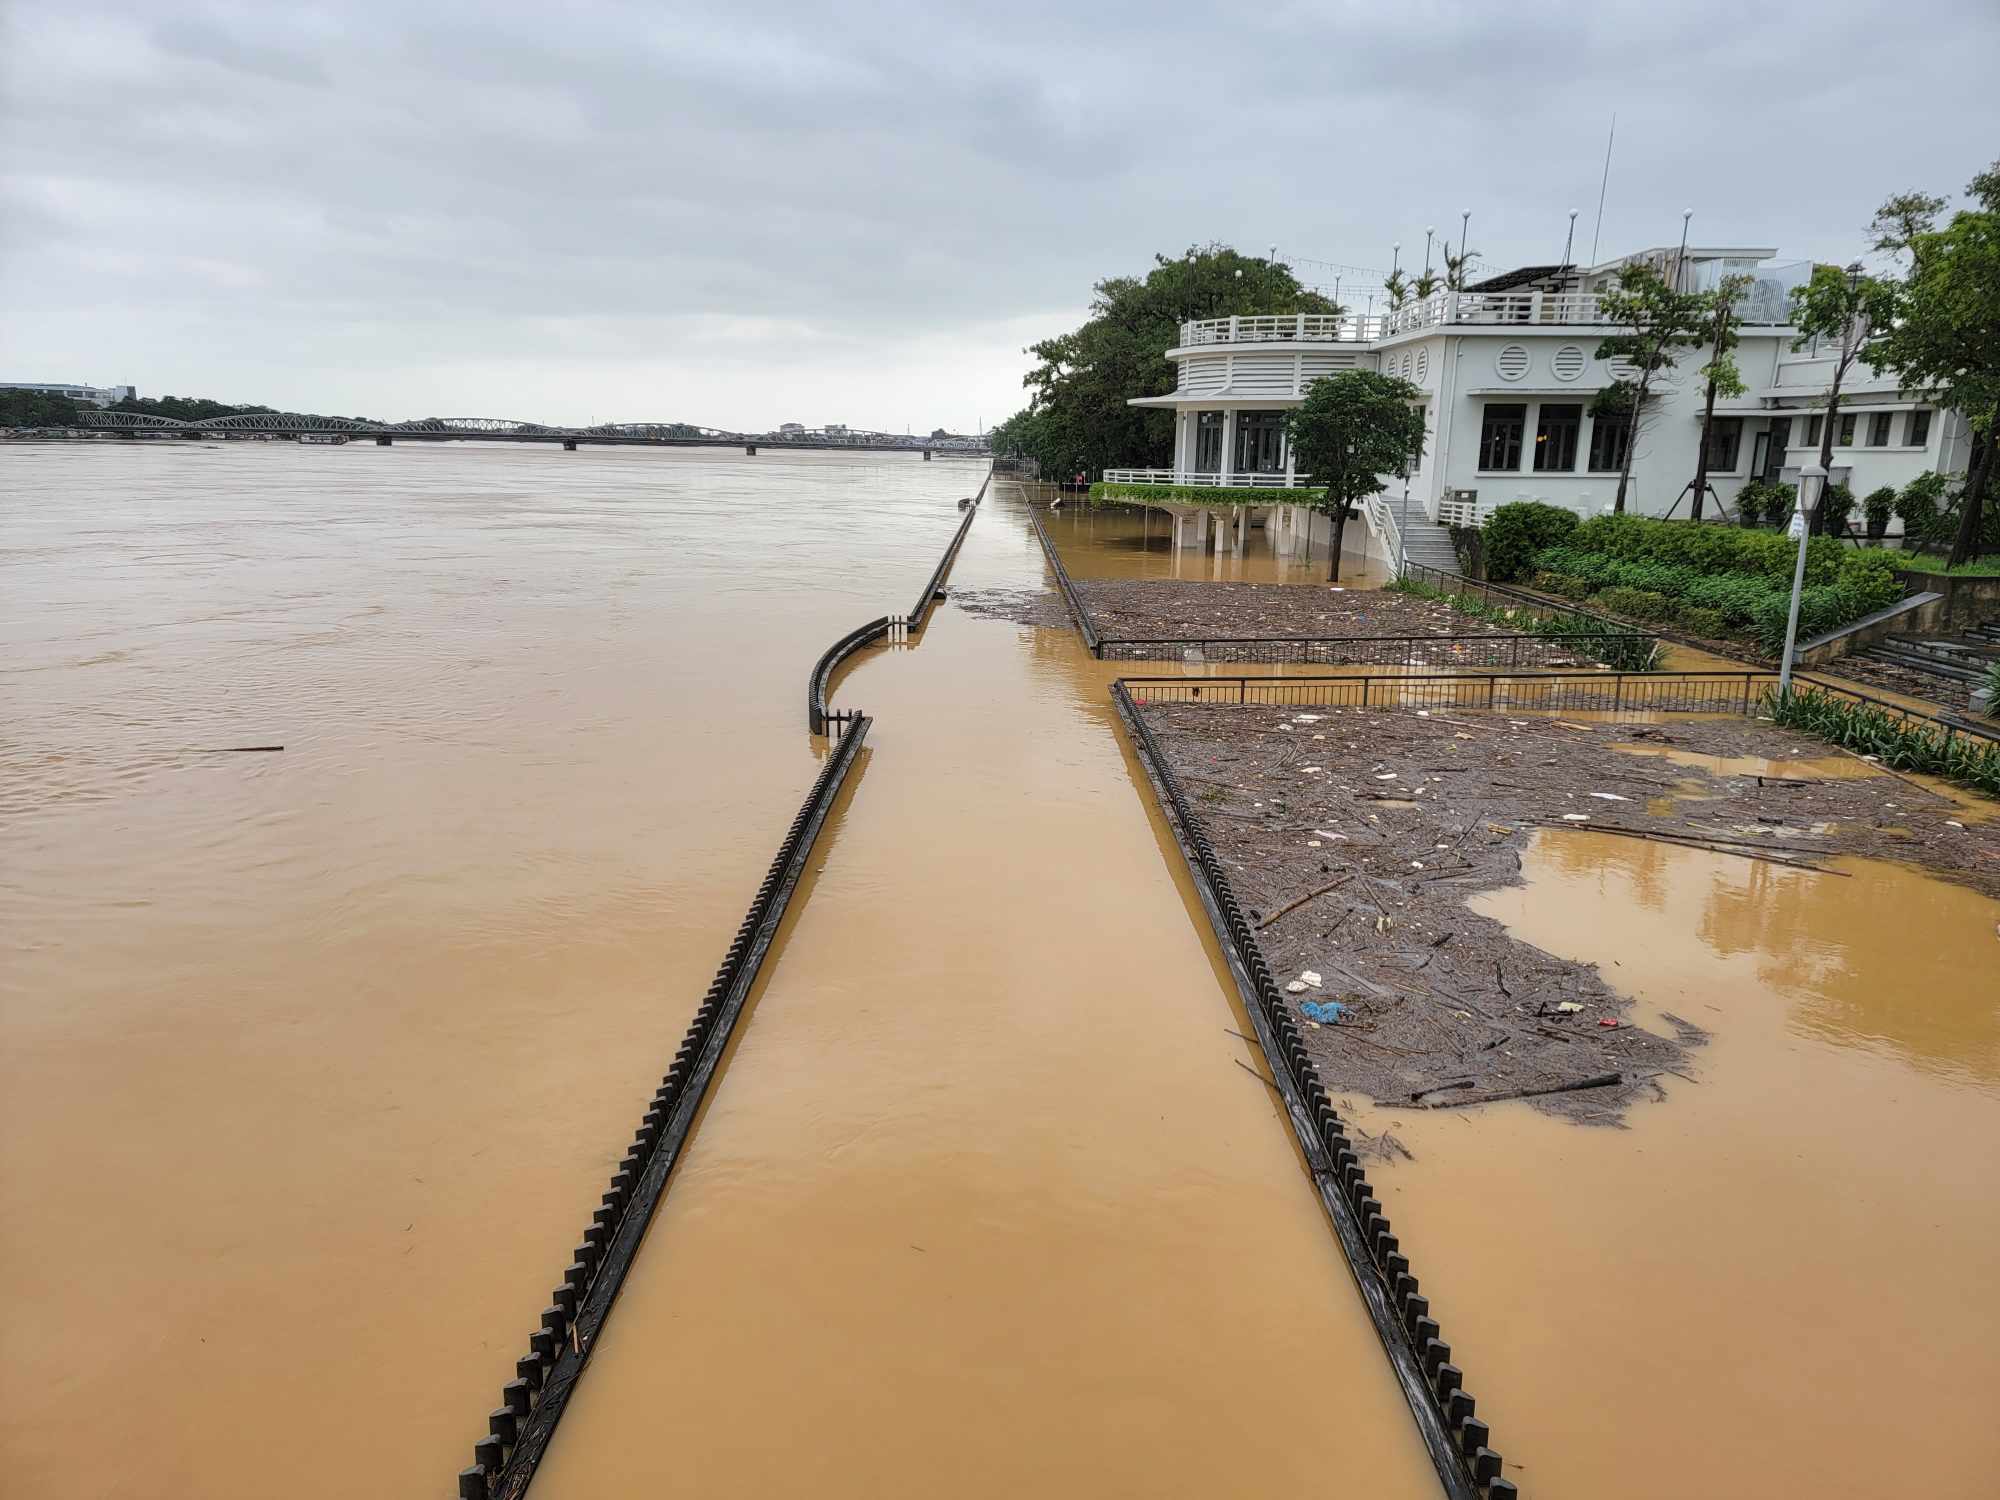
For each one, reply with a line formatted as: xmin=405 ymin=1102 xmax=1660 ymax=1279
xmin=1397 ymin=460 xmax=1411 ymax=580
xmin=1778 ymin=464 xmax=1827 ymax=696
xmin=1424 ymin=226 xmax=1435 ymax=273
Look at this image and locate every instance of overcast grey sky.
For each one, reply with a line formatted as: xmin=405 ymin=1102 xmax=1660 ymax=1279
xmin=3 ymin=1 xmax=1995 ymax=432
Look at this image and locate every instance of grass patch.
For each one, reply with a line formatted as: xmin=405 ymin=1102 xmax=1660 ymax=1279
xmin=1876 ymin=551 xmax=2000 ymax=578
xmin=1390 ymin=574 xmax=1664 ymax=673
xmin=1765 ymin=685 xmax=2000 ymax=798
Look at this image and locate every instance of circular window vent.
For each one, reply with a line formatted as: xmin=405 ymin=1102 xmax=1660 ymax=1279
xmin=1496 ymin=344 xmax=1530 ymax=381
xmin=1607 ymin=356 xmax=1640 ymax=382
xmin=1551 ymin=345 xmax=1586 ymax=382
xmin=1415 ymin=348 xmax=1430 ymax=383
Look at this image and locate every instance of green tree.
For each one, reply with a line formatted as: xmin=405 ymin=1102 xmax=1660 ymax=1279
xmin=1000 ymin=246 xmax=1336 ymax=483
xmin=1688 ymin=274 xmax=1753 ymax=521
xmin=0 ymin=389 xmax=82 ymax=427
xmin=1283 ymin=370 xmax=1426 ymax=581
xmin=1866 ymin=161 xmax=2000 ymax=566
xmin=1592 ymin=264 xmax=1709 ymax=513
xmin=1789 ymin=262 xmax=1888 ymax=533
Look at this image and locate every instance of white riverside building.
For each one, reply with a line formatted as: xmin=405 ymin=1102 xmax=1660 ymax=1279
xmin=1 ymin=380 xmax=137 ymax=407
xmin=1107 ymin=246 xmax=1974 ymax=568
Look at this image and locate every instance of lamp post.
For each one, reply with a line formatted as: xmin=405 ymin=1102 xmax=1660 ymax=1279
xmin=1778 ymin=464 xmax=1827 ymax=697
xmin=1397 ymin=461 xmax=1411 ymax=580
xmin=1423 ymin=226 xmax=1435 ymax=274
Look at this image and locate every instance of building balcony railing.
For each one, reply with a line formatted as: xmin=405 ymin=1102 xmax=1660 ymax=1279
xmin=1182 ymin=291 xmax=1795 ymax=349
xmin=1100 ymin=468 xmax=1317 ymax=490
xmin=1179 ymin=314 xmax=1385 ymax=346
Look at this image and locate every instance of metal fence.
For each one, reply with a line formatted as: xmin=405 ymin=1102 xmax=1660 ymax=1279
xmin=1111 ymin=682 xmax=1505 ymax=1500
xmin=1398 ymin=559 xmax=1633 ymax=634
xmin=1096 ymin=632 xmax=1659 ymax=669
xmin=1024 ymin=498 xmax=1102 ymax=653
xmin=1117 ymin=666 xmax=2000 ymax=746
xmin=1119 ymin=669 xmax=1771 ymax=717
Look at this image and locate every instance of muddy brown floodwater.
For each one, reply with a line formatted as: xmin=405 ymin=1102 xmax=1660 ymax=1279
xmin=1036 ymin=490 xmax=1393 ymax=587
xmin=529 ymin=483 xmax=1438 ymax=1497
xmin=1 ymin=453 xmax=1435 ymax=1498
xmin=1356 ymin=835 xmax=2000 ymax=1499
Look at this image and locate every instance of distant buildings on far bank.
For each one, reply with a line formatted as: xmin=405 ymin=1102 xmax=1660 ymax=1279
xmin=1 ymin=380 xmax=136 ymax=407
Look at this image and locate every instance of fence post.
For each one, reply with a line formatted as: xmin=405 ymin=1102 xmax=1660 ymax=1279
xmin=1612 ymin=676 xmax=1623 ymax=713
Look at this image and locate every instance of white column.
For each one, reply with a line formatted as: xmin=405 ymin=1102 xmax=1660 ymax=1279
xmin=1220 ymin=410 xmax=1236 ymax=486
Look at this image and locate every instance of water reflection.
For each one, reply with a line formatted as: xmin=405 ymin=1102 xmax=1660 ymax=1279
xmin=1034 ymin=489 xmax=1390 ymax=588
xmin=1529 ymin=831 xmax=2000 ymax=1087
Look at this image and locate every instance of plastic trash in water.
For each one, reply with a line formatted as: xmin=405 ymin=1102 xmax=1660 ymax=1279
xmin=1301 ymin=1000 xmax=1346 ymax=1024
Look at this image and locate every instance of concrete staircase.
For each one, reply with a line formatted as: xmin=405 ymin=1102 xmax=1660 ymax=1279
xmin=1395 ymin=514 xmax=1462 ymax=574
xmin=1850 ymin=623 xmax=2000 ymax=689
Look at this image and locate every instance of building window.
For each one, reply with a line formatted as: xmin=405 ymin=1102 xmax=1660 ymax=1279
xmin=1479 ymin=403 xmax=1526 ymax=471
xmin=1803 ymin=414 xmax=1823 ymax=447
xmin=1587 ymin=412 xmax=1631 ymax=473
xmin=1907 ymin=408 xmax=1932 ymax=447
xmin=1233 ymin=410 xmax=1287 ymax=476
xmin=1705 ymin=416 xmax=1743 ymax=472
xmin=1837 ymin=413 xmax=1856 ymax=446
xmin=1533 ymin=403 xmax=1581 ymax=472
xmin=1867 ymin=411 xmax=1893 ymax=447
xmin=1194 ymin=412 xmax=1224 ymax=472
xmin=1764 ymin=418 xmax=1791 ymax=479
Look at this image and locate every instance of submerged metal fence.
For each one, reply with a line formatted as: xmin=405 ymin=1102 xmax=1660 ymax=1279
xmin=1096 ymin=631 xmax=1659 ymax=668
xmin=457 ymin=468 xmax=991 ymax=1499
xmin=1112 ymin=682 xmax=1508 ymax=1500
xmin=461 ymin=715 xmax=871 ymax=1500
xmin=1398 ymin=559 xmax=1633 ymax=633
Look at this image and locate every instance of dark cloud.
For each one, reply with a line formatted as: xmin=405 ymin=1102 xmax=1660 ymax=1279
xmin=3 ymin=0 xmax=1994 ymax=429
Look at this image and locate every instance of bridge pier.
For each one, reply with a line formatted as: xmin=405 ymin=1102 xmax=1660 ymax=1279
xmin=375 ymin=436 xmax=393 ymax=446
xmin=563 ymin=439 xmax=578 ymax=451
xmin=745 ymin=444 xmax=758 ymax=456
xmin=923 ymin=449 xmax=931 ymax=461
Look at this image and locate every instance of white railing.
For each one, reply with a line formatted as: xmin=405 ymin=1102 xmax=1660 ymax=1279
xmin=1436 ymin=490 xmax=1486 ymax=527
xmin=1179 ymin=314 xmax=1387 ymax=346
xmin=1100 ymin=468 xmax=1317 ymax=489
xmin=1361 ymin=493 xmax=1403 ymax=567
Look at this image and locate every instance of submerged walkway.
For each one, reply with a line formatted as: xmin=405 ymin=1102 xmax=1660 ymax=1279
xmin=527 ymin=485 xmax=1437 ymax=1496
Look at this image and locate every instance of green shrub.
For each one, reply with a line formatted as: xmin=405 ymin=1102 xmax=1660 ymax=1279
xmin=1593 ymin=586 xmax=1674 ymax=621
xmin=1683 ymin=572 xmax=1780 ymax=627
xmin=1483 ymin=501 xmax=1579 ymax=582
xmin=1819 ymin=482 xmax=1856 ymax=535
xmin=1895 ymin=471 xmax=1949 ymax=540
xmin=1532 ymin=569 xmax=1593 ymax=600
xmin=1677 ymin=605 xmax=1728 ymax=638
xmin=1735 ymin=481 xmax=1770 ymax=529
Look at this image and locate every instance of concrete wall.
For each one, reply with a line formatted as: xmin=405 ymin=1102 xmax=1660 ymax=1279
xmin=1894 ymin=570 xmax=2000 ymax=630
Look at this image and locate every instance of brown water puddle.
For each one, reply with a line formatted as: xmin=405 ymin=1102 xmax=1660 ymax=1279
xmin=1036 ymin=486 xmax=1391 ymax=588
xmin=528 ymin=484 xmax=1437 ymax=1497
xmin=1348 ymin=831 xmax=2000 ymax=1499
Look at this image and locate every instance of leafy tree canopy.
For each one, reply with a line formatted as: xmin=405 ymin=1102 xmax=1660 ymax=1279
xmin=990 ymin=245 xmax=1335 ymax=479
xmin=0 ymin=389 xmax=82 ymax=427
xmin=1283 ymin=369 xmax=1426 ymax=578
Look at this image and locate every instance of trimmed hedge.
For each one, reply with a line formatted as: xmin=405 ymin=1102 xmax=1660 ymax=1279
xmin=1089 ymin=481 xmax=1326 ymax=506
xmin=1527 ymin=514 xmax=1907 ymax=652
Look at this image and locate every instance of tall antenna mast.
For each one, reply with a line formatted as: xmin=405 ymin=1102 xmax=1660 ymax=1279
xmin=1589 ymin=113 xmax=1616 ymax=267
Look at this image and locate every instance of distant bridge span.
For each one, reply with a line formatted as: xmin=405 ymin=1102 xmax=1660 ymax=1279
xmin=73 ymin=410 xmax=990 ymax=456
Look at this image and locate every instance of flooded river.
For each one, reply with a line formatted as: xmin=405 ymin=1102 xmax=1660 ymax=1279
xmin=1 ymin=451 xmax=1433 ymax=1497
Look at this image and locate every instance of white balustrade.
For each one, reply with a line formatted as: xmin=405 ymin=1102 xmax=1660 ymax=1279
xmin=1100 ymin=468 xmax=1317 ymax=489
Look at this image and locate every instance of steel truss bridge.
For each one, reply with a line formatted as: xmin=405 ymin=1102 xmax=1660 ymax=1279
xmin=72 ymin=410 xmax=990 ymax=456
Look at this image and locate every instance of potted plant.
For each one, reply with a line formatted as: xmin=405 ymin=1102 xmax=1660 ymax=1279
xmin=1735 ymin=479 xmax=1766 ymax=529
xmin=1819 ymin=481 xmax=1856 ymax=537
xmin=1862 ymin=485 xmax=1896 ymax=543
xmin=1769 ymin=481 xmax=1798 ymax=529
